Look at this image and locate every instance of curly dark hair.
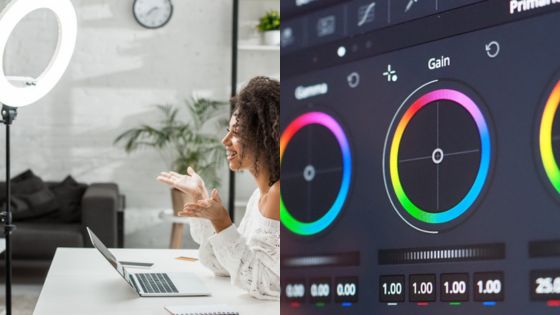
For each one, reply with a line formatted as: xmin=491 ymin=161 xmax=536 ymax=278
xmin=231 ymin=76 xmax=280 ymax=186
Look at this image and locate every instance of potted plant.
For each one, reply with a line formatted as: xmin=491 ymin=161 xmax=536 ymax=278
xmin=257 ymin=10 xmax=280 ymax=46
xmin=114 ymin=98 xmax=228 ymax=215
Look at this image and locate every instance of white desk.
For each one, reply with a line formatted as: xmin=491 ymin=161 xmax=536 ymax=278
xmin=33 ymin=248 xmax=279 ymax=315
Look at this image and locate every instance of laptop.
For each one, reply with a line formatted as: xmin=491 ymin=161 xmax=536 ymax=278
xmin=86 ymin=227 xmax=210 ymax=297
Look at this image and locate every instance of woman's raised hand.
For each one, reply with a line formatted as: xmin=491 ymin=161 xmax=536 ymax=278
xmin=180 ymin=188 xmax=232 ymax=232
xmin=157 ymin=167 xmax=208 ymax=200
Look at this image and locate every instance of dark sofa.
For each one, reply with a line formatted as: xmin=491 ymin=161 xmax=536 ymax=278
xmin=0 ymin=181 xmax=123 ymax=278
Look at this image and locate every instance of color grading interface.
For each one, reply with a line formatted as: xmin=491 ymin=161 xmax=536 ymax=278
xmin=280 ymin=1 xmax=560 ymax=314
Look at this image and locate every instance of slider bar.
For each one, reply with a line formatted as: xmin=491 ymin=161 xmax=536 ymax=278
xmin=529 ymin=240 xmax=560 ymax=258
xmin=282 ymin=251 xmax=360 ymax=268
xmin=378 ymin=243 xmax=505 ymax=265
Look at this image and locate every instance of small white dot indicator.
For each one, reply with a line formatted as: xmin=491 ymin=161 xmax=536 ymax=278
xmin=337 ymin=46 xmax=346 ymax=57
xmin=432 ymin=148 xmax=444 ymax=164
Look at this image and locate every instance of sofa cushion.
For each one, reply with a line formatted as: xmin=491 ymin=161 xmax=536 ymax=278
xmin=46 ymin=176 xmax=87 ymax=223
xmin=9 ymin=170 xmax=59 ymax=221
xmin=12 ymin=223 xmax=84 ymax=260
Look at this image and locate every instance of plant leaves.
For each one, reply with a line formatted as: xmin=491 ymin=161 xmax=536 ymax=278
xmin=115 ymin=97 xmax=229 ymax=186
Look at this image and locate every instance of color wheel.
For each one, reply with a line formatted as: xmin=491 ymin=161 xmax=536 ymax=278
xmin=539 ymin=79 xmax=560 ymax=195
xmin=384 ymin=86 xmax=491 ymax=233
xmin=280 ymin=112 xmax=352 ymax=236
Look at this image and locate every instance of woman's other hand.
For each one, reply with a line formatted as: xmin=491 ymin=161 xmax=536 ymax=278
xmin=180 ymin=189 xmax=232 ymax=233
xmin=157 ymin=167 xmax=208 ymax=200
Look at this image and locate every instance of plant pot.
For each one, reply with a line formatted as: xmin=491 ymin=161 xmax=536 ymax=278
xmin=262 ymin=30 xmax=280 ymax=46
xmin=171 ymin=189 xmax=193 ymax=216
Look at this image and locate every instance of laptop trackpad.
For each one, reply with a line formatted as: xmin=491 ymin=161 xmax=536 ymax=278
xmin=170 ymin=272 xmax=211 ymax=296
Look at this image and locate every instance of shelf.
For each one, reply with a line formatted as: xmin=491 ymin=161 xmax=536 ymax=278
xmin=238 ymin=44 xmax=280 ymax=51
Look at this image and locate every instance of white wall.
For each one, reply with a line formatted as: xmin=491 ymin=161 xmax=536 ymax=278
xmin=0 ymin=0 xmax=279 ymax=248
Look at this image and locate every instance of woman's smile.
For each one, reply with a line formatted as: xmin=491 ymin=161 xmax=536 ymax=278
xmin=226 ymin=148 xmax=238 ymax=161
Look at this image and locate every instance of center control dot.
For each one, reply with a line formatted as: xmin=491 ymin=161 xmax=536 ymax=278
xmin=432 ymin=148 xmax=444 ymax=164
xmin=337 ymin=46 xmax=346 ymax=57
xmin=303 ymin=165 xmax=316 ymax=182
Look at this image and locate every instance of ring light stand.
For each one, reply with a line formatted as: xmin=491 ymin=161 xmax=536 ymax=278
xmin=0 ymin=1 xmax=77 ymax=314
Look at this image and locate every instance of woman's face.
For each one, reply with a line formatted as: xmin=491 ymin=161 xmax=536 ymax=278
xmin=222 ymin=114 xmax=255 ymax=172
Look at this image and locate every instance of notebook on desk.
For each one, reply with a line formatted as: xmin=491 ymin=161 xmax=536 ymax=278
xmin=165 ymin=304 xmax=239 ymax=315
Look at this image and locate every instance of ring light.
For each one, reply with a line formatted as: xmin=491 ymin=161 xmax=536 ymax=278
xmin=0 ymin=0 xmax=77 ymax=107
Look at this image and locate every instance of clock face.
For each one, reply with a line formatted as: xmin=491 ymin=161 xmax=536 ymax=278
xmin=133 ymin=0 xmax=173 ymax=29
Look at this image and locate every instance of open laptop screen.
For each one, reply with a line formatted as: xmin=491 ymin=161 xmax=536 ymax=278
xmin=86 ymin=227 xmax=124 ymax=277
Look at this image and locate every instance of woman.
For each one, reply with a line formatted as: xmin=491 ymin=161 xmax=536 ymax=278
xmin=157 ymin=76 xmax=280 ymax=300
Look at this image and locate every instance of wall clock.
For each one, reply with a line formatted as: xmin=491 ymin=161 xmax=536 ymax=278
xmin=133 ymin=0 xmax=173 ymax=29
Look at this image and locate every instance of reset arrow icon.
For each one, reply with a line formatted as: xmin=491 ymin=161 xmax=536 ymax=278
xmin=485 ymin=41 xmax=500 ymax=58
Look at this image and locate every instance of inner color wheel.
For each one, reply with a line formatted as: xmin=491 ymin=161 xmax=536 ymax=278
xmin=280 ymin=112 xmax=352 ymax=236
xmin=386 ymin=87 xmax=491 ymax=232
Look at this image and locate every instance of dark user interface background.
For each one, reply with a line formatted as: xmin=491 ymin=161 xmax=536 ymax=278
xmin=281 ymin=1 xmax=560 ymax=314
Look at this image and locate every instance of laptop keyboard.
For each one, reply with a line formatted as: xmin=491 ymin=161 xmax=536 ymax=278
xmin=135 ymin=273 xmax=179 ymax=294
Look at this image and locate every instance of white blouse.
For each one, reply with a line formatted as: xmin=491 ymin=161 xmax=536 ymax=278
xmin=188 ymin=188 xmax=280 ymax=300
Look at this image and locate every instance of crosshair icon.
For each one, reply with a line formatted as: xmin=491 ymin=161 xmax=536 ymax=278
xmin=383 ymin=64 xmax=398 ymax=82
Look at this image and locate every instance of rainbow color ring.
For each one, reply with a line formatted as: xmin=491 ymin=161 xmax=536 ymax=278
xmin=539 ymin=80 xmax=560 ymax=195
xmin=280 ymin=112 xmax=352 ymax=236
xmin=389 ymin=89 xmax=491 ymax=224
